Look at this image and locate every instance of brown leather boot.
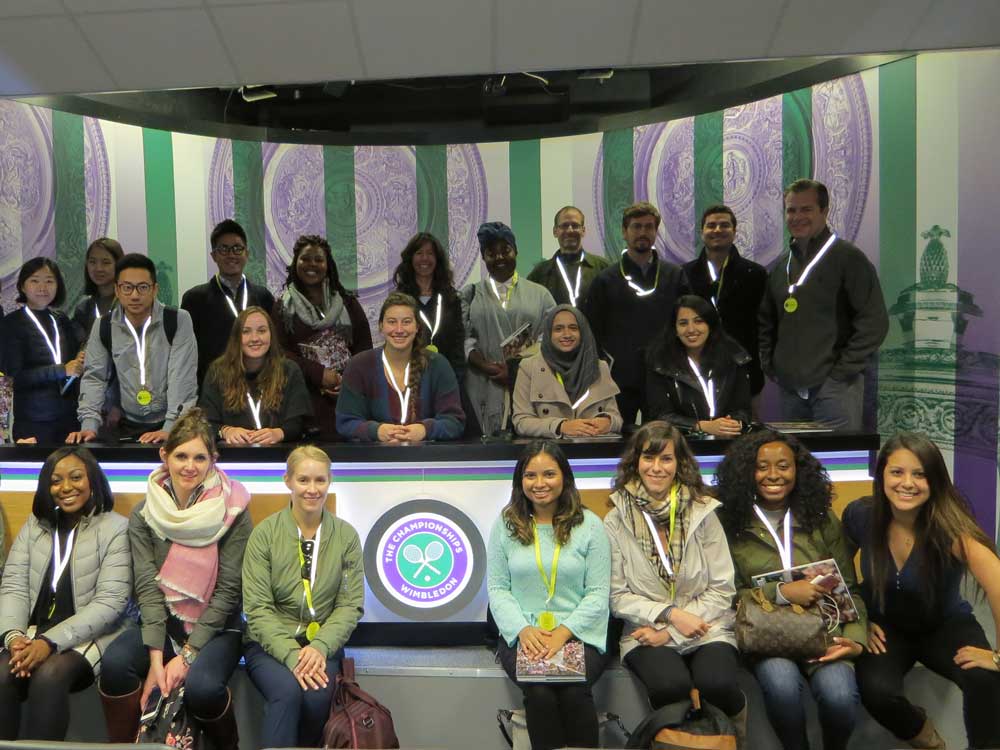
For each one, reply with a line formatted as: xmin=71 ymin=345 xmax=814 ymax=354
xmin=197 ymin=688 xmax=239 ymax=750
xmin=99 ymin=684 xmax=142 ymax=743
xmin=909 ymin=718 xmax=947 ymax=749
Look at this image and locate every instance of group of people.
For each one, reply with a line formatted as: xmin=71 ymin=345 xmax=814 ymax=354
xmin=488 ymin=427 xmax=1000 ymax=750
xmin=0 ymin=176 xmax=888 ymax=446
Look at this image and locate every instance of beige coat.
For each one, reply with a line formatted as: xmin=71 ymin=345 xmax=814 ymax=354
xmin=512 ymin=353 xmax=623 ymax=438
xmin=604 ymin=493 xmax=737 ymax=659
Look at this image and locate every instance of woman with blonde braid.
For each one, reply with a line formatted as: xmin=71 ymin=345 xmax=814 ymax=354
xmin=335 ymin=292 xmax=465 ymax=442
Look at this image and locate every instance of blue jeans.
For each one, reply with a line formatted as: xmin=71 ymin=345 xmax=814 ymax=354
xmin=244 ymin=640 xmax=341 ymax=749
xmin=753 ymin=657 xmax=859 ymax=750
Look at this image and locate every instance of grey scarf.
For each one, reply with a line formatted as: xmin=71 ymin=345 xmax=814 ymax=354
xmin=280 ymin=280 xmax=351 ymax=333
xmin=539 ymin=304 xmax=600 ymax=404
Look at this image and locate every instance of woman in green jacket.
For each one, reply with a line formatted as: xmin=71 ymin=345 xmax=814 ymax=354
xmin=715 ymin=430 xmax=867 ymax=750
xmin=242 ymin=444 xmax=365 ymax=748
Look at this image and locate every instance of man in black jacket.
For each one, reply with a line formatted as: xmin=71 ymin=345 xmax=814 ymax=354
xmin=683 ymin=204 xmax=767 ymax=409
xmin=527 ymin=206 xmax=610 ymax=307
xmin=759 ymin=179 xmax=888 ymax=430
xmin=583 ymin=202 xmax=689 ymax=427
xmin=181 ymin=219 xmax=275 ymax=387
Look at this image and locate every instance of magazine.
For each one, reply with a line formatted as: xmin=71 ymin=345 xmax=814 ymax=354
xmin=501 ymin=322 xmax=535 ymax=360
xmin=751 ymin=557 xmax=859 ymax=624
xmin=515 ymin=639 xmax=586 ymax=683
xmin=764 ymin=421 xmax=834 ymax=434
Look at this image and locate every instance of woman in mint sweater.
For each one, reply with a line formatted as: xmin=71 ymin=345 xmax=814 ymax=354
xmin=487 ymin=441 xmax=611 ymax=750
xmin=242 ymin=445 xmax=365 ymax=748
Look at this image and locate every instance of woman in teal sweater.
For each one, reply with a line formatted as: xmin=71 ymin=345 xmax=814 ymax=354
xmin=487 ymin=441 xmax=611 ymax=750
xmin=242 ymin=445 xmax=365 ymax=748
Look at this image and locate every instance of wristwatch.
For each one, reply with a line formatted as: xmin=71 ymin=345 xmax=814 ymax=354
xmin=992 ymin=649 xmax=1000 ymax=670
xmin=180 ymin=643 xmax=199 ymax=667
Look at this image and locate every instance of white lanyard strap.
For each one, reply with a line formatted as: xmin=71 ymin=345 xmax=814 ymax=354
xmin=786 ymin=233 xmax=837 ymax=296
xmin=246 ymin=392 xmax=262 ymax=430
xmin=382 ymin=351 xmax=410 ymax=424
xmin=753 ymin=506 xmax=793 ymax=570
xmin=297 ymin=524 xmax=322 ymax=614
xmin=218 ymin=275 xmax=248 ymax=318
xmin=418 ymin=294 xmax=442 ymax=340
xmin=570 ymin=388 xmax=591 ymax=411
xmin=488 ymin=277 xmax=512 ymax=309
xmin=620 ymin=250 xmax=659 ymax=297
xmin=687 ymin=357 xmax=716 ymax=417
xmin=706 ymin=256 xmax=726 ymax=307
xmin=641 ymin=512 xmax=673 ymax=578
xmin=24 ymin=309 xmax=61 ymax=365
xmin=555 ymin=257 xmax=582 ymax=306
xmin=94 ymin=301 xmax=102 ymax=321
xmin=123 ymin=316 xmax=152 ymax=387
xmin=51 ymin=527 xmax=76 ymax=594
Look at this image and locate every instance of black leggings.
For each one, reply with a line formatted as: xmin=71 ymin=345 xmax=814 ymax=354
xmin=0 ymin=650 xmax=94 ymax=740
xmin=497 ymin=639 xmax=608 ymax=750
xmin=624 ymin=641 xmax=746 ymax=715
xmin=857 ymin=615 xmax=1000 ymax=749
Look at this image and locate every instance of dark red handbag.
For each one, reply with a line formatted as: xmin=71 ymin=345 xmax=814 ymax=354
xmin=322 ymin=657 xmax=400 ymax=749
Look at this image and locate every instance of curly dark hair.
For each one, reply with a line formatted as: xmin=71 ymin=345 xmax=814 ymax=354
xmin=392 ymin=232 xmax=458 ymax=300
xmin=613 ymin=421 xmax=704 ymax=496
xmin=284 ymin=234 xmax=351 ymax=299
xmin=714 ymin=430 xmax=832 ymax=536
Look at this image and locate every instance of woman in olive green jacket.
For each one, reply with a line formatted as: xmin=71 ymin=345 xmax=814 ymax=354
xmin=242 ymin=445 xmax=365 ymax=748
xmin=715 ymin=430 xmax=867 ymax=750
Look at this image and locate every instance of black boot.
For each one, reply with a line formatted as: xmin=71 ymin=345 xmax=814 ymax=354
xmin=197 ymin=688 xmax=239 ymax=750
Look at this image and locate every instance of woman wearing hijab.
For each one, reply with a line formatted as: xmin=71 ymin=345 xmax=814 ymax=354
xmin=272 ymin=235 xmax=373 ymax=440
xmin=461 ymin=222 xmax=556 ymax=436
xmin=512 ymin=305 xmax=622 ymax=438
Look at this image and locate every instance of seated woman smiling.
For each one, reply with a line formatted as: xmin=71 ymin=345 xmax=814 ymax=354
xmin=336 ymin=292 xmax=465 ymax=442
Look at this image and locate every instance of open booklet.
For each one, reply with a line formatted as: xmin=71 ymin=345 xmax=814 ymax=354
xmin=501 ymin=322 xmax=537 ymax=361
xmin=515 ymin=639 xmax=586 ymax=682
xmin=752 ymin=557 xmax=859 ymax=624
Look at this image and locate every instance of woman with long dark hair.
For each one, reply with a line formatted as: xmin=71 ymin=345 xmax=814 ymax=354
xmin=2 ymin=257 xmax=83 ymax=442
xmin=272 ymin=234 xmax=372 ymax=440
xmin=716 ymin=430 xmax=867 ymax=750
xmin=843 ymin=432 xmax=1000 ymax=749
xmin=644 ymin=294 xmax=750 ymax=436
xmin=605 ymin=421 xmax=746 ymax=741
xmin=487 ymin=441 xmax=611 ymax=750
xmin=336 ymin=291 xmax=465 ymax=441
xmin=71 ymin=237 xmax=124 ymax=343
xmin=98 ymin=409 xmax=251 ymax=750
xmin=199 ymin=306 xmax=312 ymax=444
xmin=0 ymin=446 xmax=130 ymax=740
xmin=392 ymin=232 xmax=466 ymax=380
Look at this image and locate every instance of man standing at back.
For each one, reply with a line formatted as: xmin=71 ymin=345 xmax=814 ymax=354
xmin=181 ymin=219 xmax=275 ymax=386
xmin=69 ymin=253 xmax=198 ymax=444
xmin=527 ymin=206 xmax=610 ymax=307
xmin=683 ymin=204 xmax=767 ymax=410
xmin=759 ymin=179 xmax=888 ymax=430
xmin=583 ymin=202 xmax=689 ymax=426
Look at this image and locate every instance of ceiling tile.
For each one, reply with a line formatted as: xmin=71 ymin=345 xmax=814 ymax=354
xmin=204 ymin=0 xmax=289 ymax=5
xmin=354 ymin=0 xmax=492 ymax=79
xmin=64 ymin=0 xmax=202 ymax=12
xmin=496 ymin=0 xmax=640 ymax=73
xmin=906 ymin=0 xmax=1000 ymax=50
xmin=210 ymin=1 xmax=364 ymax=84
xmin=0 ymin=16 xmax=117 ymax=95
xmin=633 ymin=0 xmax=784 ymax=65
xmin=76 ymin=8 xmax=238 ymax=91
xmin=0 ymin=1 xmax=65 ymax=17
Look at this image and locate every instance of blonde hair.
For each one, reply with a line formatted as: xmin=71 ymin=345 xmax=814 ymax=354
xmin=286 ymin=444 xmax=331 ymax=475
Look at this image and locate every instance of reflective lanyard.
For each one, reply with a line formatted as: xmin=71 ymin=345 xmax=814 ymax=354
xmin=641 ymin=483 xmax=679 ymax=597
xmin=297 ymin=524 xmax=322 ymax=618
xmin=619 ymin=251 xmax=659 ymax=297
xmin=217 ymin=275 xmax=248 ymax=318
xmin=418 ymin=294 xmax=442 ymax=340
xmin=123 ymin=316 xmax=152 ymax=387
xmin=51 ymin=527 xmax=76 ymax=596
xmin=24 ymin=308 xmax=61 ymax=365
xmin=687 ymin=357 xmax=715 ymax=417
xmin=489 ymin=272 xmax=517 ymax=309
xmin=532 ymin=520 xmax=562 ymax=605
xmin=246 ymin=392 xmax=262 ymax=429
xmin=753 ymin=506 xmax=793 ymax=570
xmin=706 ymin=255 xmax=729 ymax=307
xmin=786 ymin=233 xmax=837 ymax=296
xmin=382 ymin=351 xmax=410 ymax=424
xmin=554 ymin=372 xmax=590 ymax=411
xmin=94 ymin=301 xmax=102 ymax=321
xmin=555 ymin=257 xmax=582 ymax=306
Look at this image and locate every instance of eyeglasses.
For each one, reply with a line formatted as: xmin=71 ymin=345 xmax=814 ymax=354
xmin=215 ymin=243 xmax=247 ymax=256
xmin=556 ymin=222 xmax=583 ymax=231
xmin=117 ymin=282 xmax=153 ymax=295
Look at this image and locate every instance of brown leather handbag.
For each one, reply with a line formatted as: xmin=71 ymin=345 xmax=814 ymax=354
xmin=735 ymin=587 xmax=830 ymax=660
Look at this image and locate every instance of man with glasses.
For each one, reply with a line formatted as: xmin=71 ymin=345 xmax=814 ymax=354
xmin=527 ymin=206 xmax=610 ymax=307
xmin=182 ymin=219 xmax=275 ymax=386
xmin=69 ymin=253 xmax=198 ymax=444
